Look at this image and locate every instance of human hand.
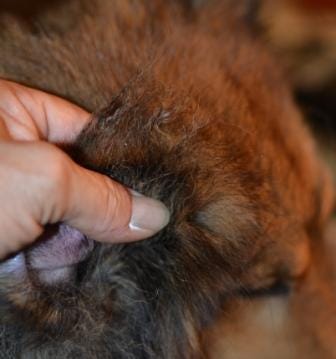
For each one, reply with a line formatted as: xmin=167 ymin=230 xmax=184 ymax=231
xmin=0 ymin=80 xmax=169 ymax=259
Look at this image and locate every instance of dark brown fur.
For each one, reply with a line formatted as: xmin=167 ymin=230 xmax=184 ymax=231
xmin=0 ymin=1 xmax=333 ymax=358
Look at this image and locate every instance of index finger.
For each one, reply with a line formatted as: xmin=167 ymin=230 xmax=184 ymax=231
xmin=0 ymin=79 xmax=90 ymax=143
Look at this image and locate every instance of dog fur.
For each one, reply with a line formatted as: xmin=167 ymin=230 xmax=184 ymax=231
xmin=0 ymin=1 xmax=334 ymax=358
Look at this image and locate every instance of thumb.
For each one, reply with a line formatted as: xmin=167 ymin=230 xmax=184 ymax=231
xmin=61 ymin=162 xmax=170 ymax=243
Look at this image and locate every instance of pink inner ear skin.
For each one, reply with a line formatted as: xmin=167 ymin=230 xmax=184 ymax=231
xmin=26 ymin=223 xmax=94 ymax=271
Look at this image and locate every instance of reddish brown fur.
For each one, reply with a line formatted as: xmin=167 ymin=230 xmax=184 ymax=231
xmin=0 ymin=0 xmax=334 ymax=358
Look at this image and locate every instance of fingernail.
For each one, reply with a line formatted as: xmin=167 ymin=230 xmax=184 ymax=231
xmin=129 ymin=192 xmax=170 ymax=235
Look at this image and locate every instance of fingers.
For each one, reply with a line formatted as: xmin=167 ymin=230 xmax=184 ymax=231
xmin=0 ymin=79 xmax=90 ymax=142
xmin=60 ymin=163 xmax=170 ymax=243
xmin=0 ymin=79 xmax=170 ymax=251
xmin=34 ymin=144 xmax=170 ymax=243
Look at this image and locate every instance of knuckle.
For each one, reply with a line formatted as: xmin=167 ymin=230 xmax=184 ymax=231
xmin=37 ymin=143 xmax=71 ymax=198
xmin=101 ymin=178 xmax=119 ymax=227
xmin=102 ymin=180 xmax=130 ymax=230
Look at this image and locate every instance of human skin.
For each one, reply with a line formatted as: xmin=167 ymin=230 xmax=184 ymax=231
xmin=0 ymin=80 xmax=169 ymax=259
